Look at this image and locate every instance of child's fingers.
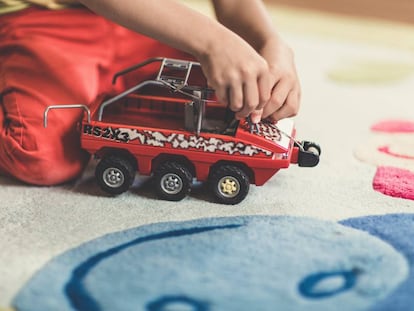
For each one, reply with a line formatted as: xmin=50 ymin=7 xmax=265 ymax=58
xmin=228 ymin=83 xmax=243 ymax=113
xmin=256 ymin=73 xmax=271 ymax=110
xmin=261 ymin=79 xmax=291 ymax=119
xmin=250 ymin=109 xmax=263 ymax=124
xmin=234 ymin=71 xmax=271 ymax=120
xmin=269 ymin=89 xmax=300 ymax=121
xmin=235 ymin=77 xmax=259 ymax=119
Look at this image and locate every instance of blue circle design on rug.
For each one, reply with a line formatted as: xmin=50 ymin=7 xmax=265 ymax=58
xmin=298 ymin=269 xmax=359 ymax=298
xmin=13 ymin=216 xmax=408 ymax=311
xmin=341 ymin=213 xmax=414 ymax=311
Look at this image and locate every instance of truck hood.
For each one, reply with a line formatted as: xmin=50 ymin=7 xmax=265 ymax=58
xmin=237 ymin=118 xmax=295 ymax=154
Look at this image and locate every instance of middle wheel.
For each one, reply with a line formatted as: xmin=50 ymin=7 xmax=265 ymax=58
xmin=153 ymin=161 xmax=193 ymax=201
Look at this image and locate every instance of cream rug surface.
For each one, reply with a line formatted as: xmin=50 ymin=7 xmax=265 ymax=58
xmin=1 ymin=2 xmax=414 ymax=310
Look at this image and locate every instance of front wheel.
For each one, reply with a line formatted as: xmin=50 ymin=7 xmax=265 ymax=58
xmin=209 ymin=165 xmax=250 ymax=205
xmin=303 ymin=141 xmax=321 ymax=156
xmin=297 ymin=141 xmax=321 ymax=167
xmin=153 ymin=162 xmax=193 ymax=201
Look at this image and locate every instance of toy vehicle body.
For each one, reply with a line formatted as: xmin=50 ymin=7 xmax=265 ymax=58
xmin=44 ymin=58 xmax=320 ymax=204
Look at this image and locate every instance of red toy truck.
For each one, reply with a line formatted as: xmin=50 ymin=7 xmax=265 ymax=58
xmin=44 ymin=58 xmax=320 ymax=204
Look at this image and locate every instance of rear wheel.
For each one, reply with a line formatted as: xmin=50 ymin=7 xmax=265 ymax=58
xmin=154 ymin=162 xmax=193 ymax=201
xmin=95 ymin=155 xmax=135 ymax=195
xmin=209 ymin=165 xmax=250 ymax=205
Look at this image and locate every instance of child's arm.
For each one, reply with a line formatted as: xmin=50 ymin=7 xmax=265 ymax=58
xmin=78 ymin=0 xmax=299 ymax=122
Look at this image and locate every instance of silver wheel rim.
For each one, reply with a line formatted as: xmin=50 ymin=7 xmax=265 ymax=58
xmin=307 ymin=146 xmax=320 ymax=156
xmin=103 ymin=167 xmax=125 ymax=188
xmin=217 ymin=176 xmax=240 ymax=198
xmin=160 ymin=173 xmax=183 ymax=195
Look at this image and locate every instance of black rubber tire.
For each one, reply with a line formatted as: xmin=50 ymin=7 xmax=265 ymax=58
xmin=209 ymin=165 xmax=250 ymax=205
xmin=153 ymin=162 xmax=192 ymax=201
xmin=95 ymin=155 xmax=135 ymax=195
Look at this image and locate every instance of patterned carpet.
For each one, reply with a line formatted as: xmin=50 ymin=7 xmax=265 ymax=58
xmin=1 ymin=2 xmax=414 ymax=310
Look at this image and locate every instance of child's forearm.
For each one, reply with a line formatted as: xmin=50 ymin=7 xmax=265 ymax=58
xmin=77 ymin=0 xmax=232 ymax=60
xmin=212 ymin=0 xmax=278 ymax=51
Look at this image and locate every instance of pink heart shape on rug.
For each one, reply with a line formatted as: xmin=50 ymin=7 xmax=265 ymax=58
xmin=378 ymin=146 xmax=414 ymax=160
xmin=373 ymin=166 xmax=414 ymax=200
xmin=371 ymin=120 xmax=414 ymax=133
xmin=357 ymin=119 xmax=414 ymax=201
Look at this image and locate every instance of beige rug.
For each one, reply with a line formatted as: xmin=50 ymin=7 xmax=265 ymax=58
xmin=1 ymin=2 xmax=414 ymax=310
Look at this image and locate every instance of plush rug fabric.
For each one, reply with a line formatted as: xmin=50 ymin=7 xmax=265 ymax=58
xmin=355 ymin=120 xmax=414 ymax=200
xmin=1 ymin=2 xmax=414 ymax=310
xmin=11 ymin=216 xmax=410 ymax=311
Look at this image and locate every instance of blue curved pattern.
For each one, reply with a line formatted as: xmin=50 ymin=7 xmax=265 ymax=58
xmin=146 ymin=295 xmax=209 ymax=311
xmin=341 ymin=214 xmax=414 ymax=310
xmin=65 ymin=225 xmax=241 ymax=311
xmin=299 ymin=269 xmax=359 ymax=298
xmin=13 ymin=216 xmax=407 ymax=311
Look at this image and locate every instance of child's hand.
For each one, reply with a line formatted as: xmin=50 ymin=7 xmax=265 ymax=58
xmin=196 ymin=31 xmax=300 ymax=124
xmin=196 ymin=29 xmax=271 ymax=123
xmin=260 ymin=36 xmax=301 ymax=122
